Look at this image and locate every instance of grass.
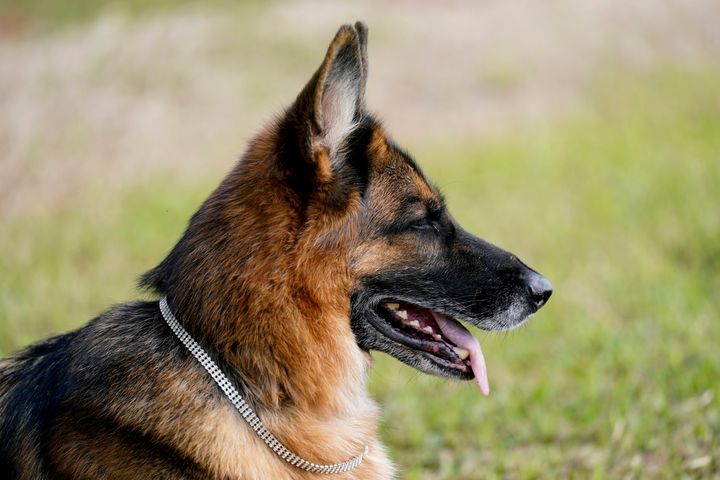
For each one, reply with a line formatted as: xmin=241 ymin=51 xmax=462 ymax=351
xmin=1 ymin=55 xmax=718 ymax=480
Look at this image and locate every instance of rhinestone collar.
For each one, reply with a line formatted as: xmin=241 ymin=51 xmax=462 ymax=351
xmin=159 ymin=297 xmax=369 ymax=474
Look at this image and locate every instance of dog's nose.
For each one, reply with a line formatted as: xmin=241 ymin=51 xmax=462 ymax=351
xmin=527 ymin=273 xmax=553 ymax=309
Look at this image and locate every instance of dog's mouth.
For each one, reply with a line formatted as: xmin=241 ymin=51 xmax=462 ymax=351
xmin=370 ymin=300 xmax=489 ymax=395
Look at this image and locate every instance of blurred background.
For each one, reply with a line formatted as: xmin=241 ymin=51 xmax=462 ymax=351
xmin=1 ymin=0 xmax=718 ymax=478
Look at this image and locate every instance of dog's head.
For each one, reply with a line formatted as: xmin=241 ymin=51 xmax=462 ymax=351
xmin=286 ymin=22 xmax=552 ymax=393
xmin=143 ymin=22 xmax=551 ymax=396
xmin=286 ymin=20 xmax=552 ymax=393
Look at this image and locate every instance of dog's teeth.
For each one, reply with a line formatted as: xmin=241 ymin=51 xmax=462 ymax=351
xmin=396 ymin=310 xmax=408 ymax=320
xmin=422 ymin=326 xmax=434 ymax=334
xmin=386 ymin=303 xmax=400 ymax=310
xmin=432 ymin=334 xmax=442 ymax=340
xmin=453 ymin=347 xmax=470 ymax=360
xmin=407 ymin=320 xmax=420 ymax=328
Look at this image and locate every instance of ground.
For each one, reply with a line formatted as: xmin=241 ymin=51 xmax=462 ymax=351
xmin=1 ymin=1 xmax=718 ymax=478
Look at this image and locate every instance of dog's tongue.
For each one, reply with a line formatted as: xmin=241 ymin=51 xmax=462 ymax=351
xmin=431 ymin=311 xmax=490 ymax=396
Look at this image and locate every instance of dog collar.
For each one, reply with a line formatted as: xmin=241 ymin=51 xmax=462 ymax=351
xmin=159 ymin=297 xmax=369 ymax=474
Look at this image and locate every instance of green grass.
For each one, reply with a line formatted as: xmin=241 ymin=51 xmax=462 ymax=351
xmin=1 ymin=68 xmax=718 ymax=478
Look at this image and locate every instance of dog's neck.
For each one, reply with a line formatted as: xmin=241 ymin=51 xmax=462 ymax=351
xmin=145 ymin=125 xmax=373 ymax=419
xmin=167 ymin=279 xmax=368 ymax=411
xmin=159 ymin=288 xmax=394 ymax=479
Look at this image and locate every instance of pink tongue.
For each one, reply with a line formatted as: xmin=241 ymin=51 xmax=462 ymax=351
xmin=431 ymin=311 xmax=490 ymax=396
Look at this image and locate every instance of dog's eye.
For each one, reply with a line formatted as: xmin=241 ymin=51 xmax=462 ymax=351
xmin=409 ymin=218 xmax=439 ymax=233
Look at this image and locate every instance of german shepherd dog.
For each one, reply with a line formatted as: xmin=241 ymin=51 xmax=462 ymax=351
xmin=0 ymin=22 xmax=552 ymax=479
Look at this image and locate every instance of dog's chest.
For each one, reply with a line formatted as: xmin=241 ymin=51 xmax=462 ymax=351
xmin=189 ymin=398 xmax=394 ymax=479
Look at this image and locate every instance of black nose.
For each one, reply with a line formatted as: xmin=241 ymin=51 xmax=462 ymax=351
xmin=527 ymin=273 xmax=553 ymax=309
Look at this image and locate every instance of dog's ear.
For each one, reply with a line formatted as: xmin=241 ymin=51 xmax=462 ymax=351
xmin=291 ymin=22 xmax=368 ymax=180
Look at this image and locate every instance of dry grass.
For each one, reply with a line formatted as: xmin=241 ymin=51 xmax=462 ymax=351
xmin=2 ymin=0 xmax=719 ymax=217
